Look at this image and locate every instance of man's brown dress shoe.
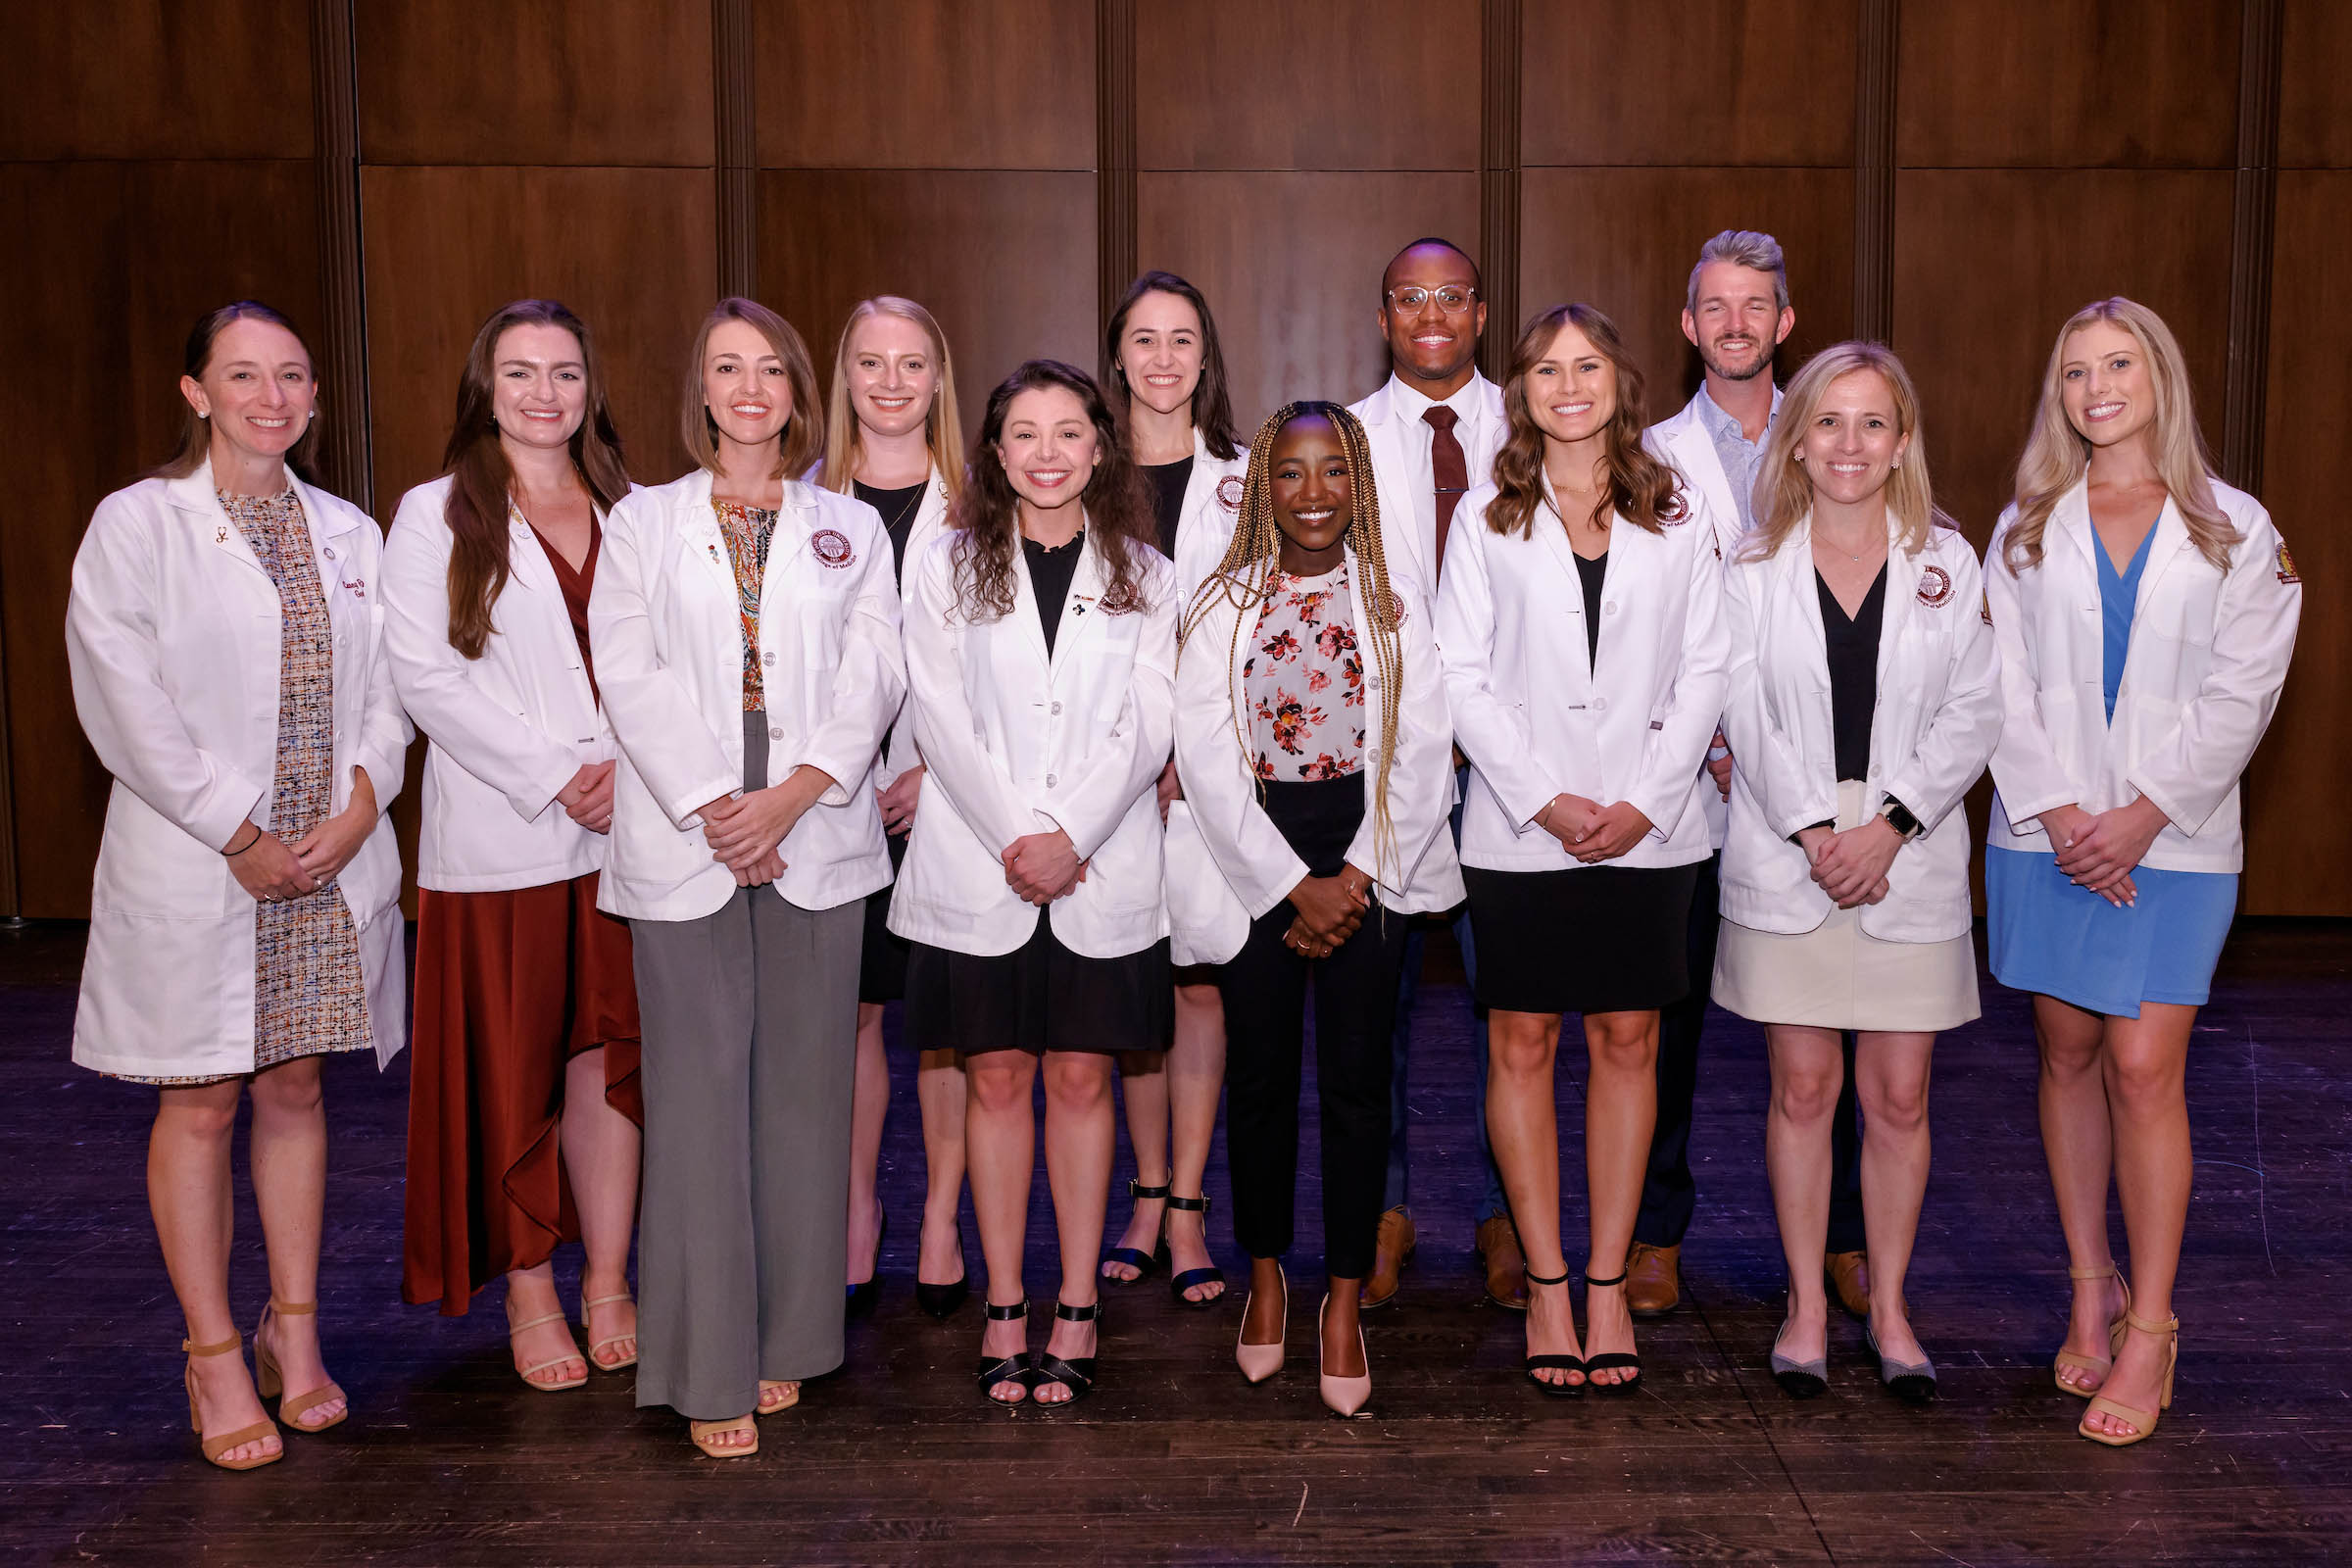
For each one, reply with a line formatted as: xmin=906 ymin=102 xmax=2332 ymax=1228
xmin=1475 ymin=1213 xmax=1529 ymax=1310
xmin=1625 ymin=1241 xmax=1681 ymax=1317
xmin=1360 ymin=1206 xmax=1416 ymax=1308
xmin=1826 ymin=1250 xmax=1871 ymax=1319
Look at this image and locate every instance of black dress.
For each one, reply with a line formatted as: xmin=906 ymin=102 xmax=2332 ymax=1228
xmin=1461 ymin=548 xmax=1702 ymax=1015
xmin=1141 ymin=457 xmax=1193 ymax=561
xmin=853 ymin=479 xmax=932 ymax=1006
xmin=901 ymin=532 xmax=1174 ymax=1055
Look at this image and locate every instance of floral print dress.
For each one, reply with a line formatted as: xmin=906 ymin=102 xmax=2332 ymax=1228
xmin=1243 ymin=563 xmax=1364 ymax=782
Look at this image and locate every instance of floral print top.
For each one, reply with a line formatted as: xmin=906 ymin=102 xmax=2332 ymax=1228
xmin=1243 ymin=563 xmax=1363 ymax=782
xmin=712 ymin=500 xmax=778 ymax=710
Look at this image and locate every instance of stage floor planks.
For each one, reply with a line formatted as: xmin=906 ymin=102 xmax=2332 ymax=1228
xmin=3 ymin=918 xmax=2348 ymax=1566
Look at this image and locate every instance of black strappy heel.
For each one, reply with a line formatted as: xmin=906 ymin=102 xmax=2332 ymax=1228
xmin=1521 ymin=1264 xmax=1586 ymax=1397
xmin=1165 ymin=1193 xmax=1227 ymax=1307
xmin=975 ymin=1298 xmax=1033 ymax=1405
xmin=1100 ymin=1180 xmax=1170 ymax=1283
xmin=1583 ymin=1268 xmax=1642 ymax=1395
xmin=1031 ymin=1300 xmax=1100 ymax=1406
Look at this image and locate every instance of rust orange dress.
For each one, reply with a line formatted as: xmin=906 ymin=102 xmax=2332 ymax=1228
xmin=401 ymin=522 xmax=644 ymax=1314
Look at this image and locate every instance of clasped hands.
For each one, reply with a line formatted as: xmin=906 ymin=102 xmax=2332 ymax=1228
xmin=1794 ymin=817 xmax=1899 ymax=908
xmin=1004 ymin=827 xmax=1085 ymax=906
xmin=224 ymin=766 xmax=378 ymax=905
xmin=697 ymin=765 xmax=834 ymax=888
xmin=2037 ymin=798 xmax=2166 ymax=908
xmin=1535 ymin=793 xmax=1654 ymax=863
xmin=1284 ymin=863 xmax=1373 ymax=958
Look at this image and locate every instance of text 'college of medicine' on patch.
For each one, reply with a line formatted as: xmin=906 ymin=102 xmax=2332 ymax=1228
xmin=811 ymin=528 xmax=856 ymax=569
xmin=1218 ymin=474 xmax=1245 ymax=513
xmin=1916 ymin=564 xmax=1952 ymax=608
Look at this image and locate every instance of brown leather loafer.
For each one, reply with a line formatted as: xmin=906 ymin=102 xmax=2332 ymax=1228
xmin=1360 ymin=1206 xmax=1416 ymax=1309
xmin=1625 ymin=1241 xmax=1681 ymax=1317
xmin=1826 ymin=1250 xmax=1871 ymax=1319
xmin=1475 ymin=1213 xmax=1529 ymax=1310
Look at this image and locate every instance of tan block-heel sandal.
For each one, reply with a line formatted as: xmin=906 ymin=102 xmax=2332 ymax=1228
xmin=757 ymin=1380 xmax=800 ymax=1415
xmin=2052 ymin=1263 xmax=2132 ymax=1397
xmin=690 ymin=1415 xmax=759 ymax=1459
xmin=255 ymin=1300 xmax=348 ymax=1433
xmin=507 ymin=1308 xmax=587 ymax=1392
xmin=580 ymin=1291 xmax=639 ymax=1372
xmin=184 ymin=1334 xmax=282 ymax=1471
xmin=2078 ymin=1310 xmax=2177 ymax=1447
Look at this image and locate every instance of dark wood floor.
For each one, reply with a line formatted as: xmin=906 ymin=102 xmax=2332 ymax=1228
xmin=5 ymin=917 xmax=2350 ymax=1566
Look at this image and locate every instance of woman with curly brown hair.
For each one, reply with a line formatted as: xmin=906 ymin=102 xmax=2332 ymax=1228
xmin=891 ymin=360 xmax=1177 ymax=1408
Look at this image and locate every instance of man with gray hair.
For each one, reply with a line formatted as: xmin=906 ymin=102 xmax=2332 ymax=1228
xmin=1635 ymin=229 xmax=1871 ymax=1319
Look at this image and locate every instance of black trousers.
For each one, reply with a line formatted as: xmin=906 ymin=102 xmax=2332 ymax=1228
xmin=1218 ymin=776 xmax=1407 ymax=1281
xmin=1634 ymin=852 xmax=1868 ymax=1253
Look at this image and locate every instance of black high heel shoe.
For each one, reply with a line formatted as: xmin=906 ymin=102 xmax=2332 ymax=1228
xmin=846 ymin=1208 xmax=887 ymax=1318
xmin=1520 ymin=1264 xmax=1585 ymax=1397
xmin=915 ymin=1226 xmax=969 ymax=1320
xmin=1581 ymin=1268 xmax=1642 ymax=1395
xmin=1031 ymin=1300 xmax=1100 ymax=1406
xmin=1165 ymin=1193 xmax=1226 ymax=1307
xmin=1100 ymin=1180 xmax=1169 ymax=1283
xmin=975 ymin=1298 xmax=1033 ymax=1405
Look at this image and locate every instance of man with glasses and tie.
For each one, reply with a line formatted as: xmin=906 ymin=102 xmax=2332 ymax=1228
xmin=1348 ymin=237 xmax=1520 ymax=1313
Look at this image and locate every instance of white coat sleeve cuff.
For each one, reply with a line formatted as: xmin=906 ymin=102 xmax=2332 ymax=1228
xmin=1243 ymin=850 xmax=1313 ymax=922
xmin=786 ymin=753 xmax=857 ymax=808
xmin=665 ymin=774 xmax=742 ymax=831
xmin=193 ymin=768 xmax=270 ymax=854
xmin=514 ymin=749 xmax=582 ymax=821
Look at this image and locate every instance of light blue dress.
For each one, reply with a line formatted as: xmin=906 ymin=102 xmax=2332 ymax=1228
xmin=1985 ymin=526 xmax=2238 ymax=1017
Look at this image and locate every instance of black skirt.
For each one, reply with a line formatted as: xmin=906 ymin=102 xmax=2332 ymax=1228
xmin=1463 ymin=861 xmax=1701 ymax=1014
xmin=858 ymin=828 xmax=910 ymax=1005
xmin=904 ymin=917 xmax=1173 ymax=1057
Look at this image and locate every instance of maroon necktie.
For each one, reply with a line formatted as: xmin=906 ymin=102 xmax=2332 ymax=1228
xmin=1423 ymin=405 xmax=1467 ymax=582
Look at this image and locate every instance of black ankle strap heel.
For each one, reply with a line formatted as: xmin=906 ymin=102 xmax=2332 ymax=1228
xmin=1032 ymin=1299 xmax=1100 ymax=1405
xmin=1582 ymin=1269 xmax=1642 ymax=1395
xmin=975 ymin=1298 xmax=1033 ymax=1405
xmin=1520 ymin=1264 xmax=1583 ymax=1396
xmin=1101 ymin=1181 xmax=1171 ymax=1284
xmin=1164 ymin=1194 xmax=1228 ymax=1308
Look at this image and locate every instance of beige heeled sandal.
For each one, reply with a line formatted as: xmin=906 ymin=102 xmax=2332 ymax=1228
xmin=184 ymin=1334 xmax=282 ymax=1471
xmin=2078 ymin=1310 xmax=2177 ymax=1447
xmin=580 ymin=1291 xmax=639 ymax=1372
xmin=507 ymin=1307 xmax=586 ymax=1393
xmin=690 ymin=1415 xmax=760 ymax=1459
xmin=2052 ymin=1263 xmax=2131 ymax=1397
xmin=757 ymin=1380 xmax=800 ymax=1415
xmin=255 ymin=1300 xmax=348 ymax=1433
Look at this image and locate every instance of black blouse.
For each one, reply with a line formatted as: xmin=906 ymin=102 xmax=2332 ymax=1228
xmin=1574 ymin=551 xmax=1607 ymax=666
xmin=1025 ymin=532 xmax=1084 ymax=655
xmin=1142 ymin=457 xmax=1193 ymax=560
xmin=1818 ymin=564 xmax=1887 ymax=783
xmin=853 ymin=478 xmax=929 ymax=580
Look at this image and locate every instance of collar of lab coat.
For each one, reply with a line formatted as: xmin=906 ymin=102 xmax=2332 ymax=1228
xmin=1007 ymin=513 xmax=1112 ymax=682
xmin=2046 ymin=475 xmax=2193 ymax=619
xmin=1767 ymin=510 xmax=1932 ymax=693
xmin=165 ymin=454 xmax=365 ymax=583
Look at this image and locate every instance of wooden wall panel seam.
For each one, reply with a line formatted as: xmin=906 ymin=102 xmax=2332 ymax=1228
xmin=312 ymin=0 xmax=370 ymax=512
xmin=1097 ymin=0 xmax=1136 ymax=329
xmin=2224 ymin=0 xmax=2283 ymax=494
xmin=1479 ymin=0 xmax=1522 ymax=368
xmin=714 ymin=0 xmax=757 ymax=299
xmin=1853 ymin=0 xmax=1897 ymax=344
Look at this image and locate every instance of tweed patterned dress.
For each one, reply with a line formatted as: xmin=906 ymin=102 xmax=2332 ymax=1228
xmin=114 ymin=489 xmax=371 ymax=1084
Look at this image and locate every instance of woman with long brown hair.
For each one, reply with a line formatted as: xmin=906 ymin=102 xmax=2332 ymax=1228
xmin=1101 ymin=270 xmax=1247 ymax=1307
xmin=1984 ymin=299 xmax=2299 ymax=1446
xmin=383 ymin=299 xmax=645 ymax=1393
xmin=891 ymin=360 xmax=1176 ymax=1407
xmin=1437 ymin=303 xmax=1728 ymax=1396
xmin=814 ymin=296 xmax=969 ymax=1319
xmin=68 ymin=301 xmax=410 ymax=1468
xmin=1174 ymin=401 xmax=1459 ymax=1416
xmin=592 ymin=298 xmax=904 ymax=1457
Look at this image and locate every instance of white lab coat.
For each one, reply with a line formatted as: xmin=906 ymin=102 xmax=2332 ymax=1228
xmin=1169 ymin=548 xmax=1463 ymax=964
xmin=382 ymin=474 xmax=623 ymax=892
xmin=66 ymin=460 xmax=411 ymax=1078
xmin=889 ymin=523 xmax=1176 ymax=958
xmin=805 ymin=459 xmax=956 ymax=792
xmin=1984 ymin=476 xmax=2299 ymax=873
xmin=1438 ymin=480 xmax=1731 ymax=871
xmin=1165 ymin=427 xmax=1252 ymax=602
xmin=1348 ymin=372 xmax=1507 ymax=594
xmin=1718 ymin=519 xmax=2001 ymax=941
xmin=589 ymin=468 xmax=903 ymax=922
xmin=1645 ymin=392 xmax=1761 ymax=850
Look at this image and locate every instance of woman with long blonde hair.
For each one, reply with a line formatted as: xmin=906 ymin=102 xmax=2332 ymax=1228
xmin=814 ymin=297 xmax=972 ymax=1321
xmin=1713 ymin=342 xmax=1998 ymax=1405
xmin=1984 ymin=299 xmax=2299 ymax=1446
xmin=1175 ymin=401 xmax=1460 ymax=1416
xmin=1439 ymin=304 xmax=1728 ymax=1397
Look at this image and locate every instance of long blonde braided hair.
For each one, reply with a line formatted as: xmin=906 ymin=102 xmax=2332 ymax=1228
xmin=1178 ymin=402 xmax=1407 ymax=882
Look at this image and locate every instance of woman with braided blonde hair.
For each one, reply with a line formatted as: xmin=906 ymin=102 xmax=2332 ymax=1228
xmin=1173 ymin=402 xmax=1461 ymax=1416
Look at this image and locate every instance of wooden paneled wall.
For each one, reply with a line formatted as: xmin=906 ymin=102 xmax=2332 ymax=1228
xmin=1 ymin=0 xmax=2337 ymax=916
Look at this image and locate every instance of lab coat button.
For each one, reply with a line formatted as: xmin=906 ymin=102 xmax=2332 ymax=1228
xmin=762 ymin=651 xmax=776 ymax=665
xmin=1052 ymin=702 xmax=1063 ymax=715
xmin=1593 ymin=696 xmax=1609 ymax=710
xmin=1604 ymin=601 xmax=1618 ymax=615
xmin=769 ymin=727 xmax=783 ymax=741
xmin=1046 ymin=773 xmax=1058 ymax=788
xmin=323 ymin=547 xmax=336 ymax=561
